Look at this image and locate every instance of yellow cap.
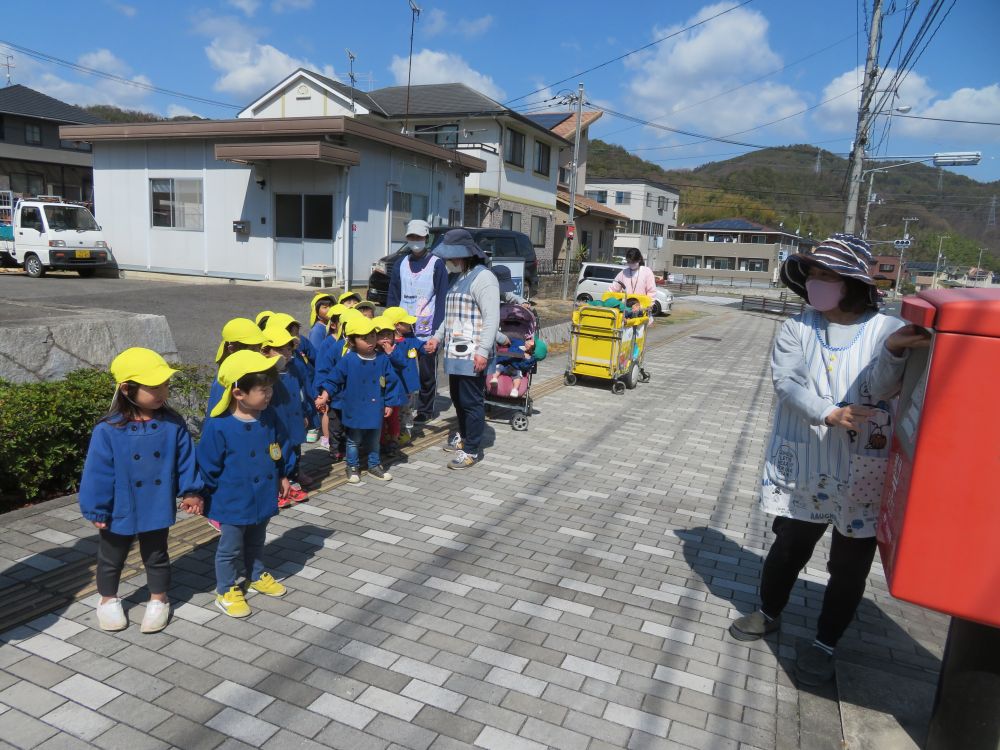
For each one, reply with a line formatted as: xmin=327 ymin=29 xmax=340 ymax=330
xmin=383 ymin=306 xmax=417 ymax=326
xmin=210 ymin=351 xmax=280 ymax=417
xmin=215 ymin=318 xmax=267 ymax=363
xmin=324 ymin=303 xmax=348 ymax=331
xmin=255 ymin=310 xmax=275 ymax=327
xmin=109 ymin=347 xmax=178 ymax=386
xmin=261 ymin=322 xmax=295 ymax=348
xmin=371 ymin=315 xmax=395 ymax=332
xmin=344 ymin=315 xmax=377 ymax=337
xmin=338 ymin=290 xmax=362 ymax=305
xmin=267 ymin=312 xmax=300 ymax=330
xmin=309 ymin=292 xmax=336 ymax=326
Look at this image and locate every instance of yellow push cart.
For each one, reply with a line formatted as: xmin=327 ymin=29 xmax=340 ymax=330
xmin=564 ymin=292 xmax=651 ymax=394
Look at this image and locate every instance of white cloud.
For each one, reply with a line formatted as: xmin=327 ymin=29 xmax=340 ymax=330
xmin=226 ymin=0 xmax=260 ymax=15
xmin=389 ymin=49 xmax=504 ymax=100
xmin=421 ymin=9 xmax=493 ymax=38
xmin=895 ymin=83 xmax=1000 ymax=146
xmin=272 ymin=0 xmax=313 ymax=11
xmin=814 ymin=66 xmax=936 ymax=132
xmin=623 ymin=3 xmax=807 ymax=141
xmin=17 ymin=49 xmax=152 ymax=108
xmin=194 ymin=15 xmax=336 ymax=99
xmin=166 ymin=104 xmax=202 ymax=119
xmin=109 ymin=2 xmax=137 ymax=17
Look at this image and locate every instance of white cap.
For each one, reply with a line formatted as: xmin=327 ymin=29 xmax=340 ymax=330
xmin=405 ymin=219 xmax=430 ymax=237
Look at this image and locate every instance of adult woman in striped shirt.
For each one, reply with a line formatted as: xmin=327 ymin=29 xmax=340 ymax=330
xmin=728 ymin=234 xmax=929 ymax=686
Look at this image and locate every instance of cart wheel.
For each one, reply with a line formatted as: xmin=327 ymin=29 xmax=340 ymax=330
xmin=511 ymin=413 xmax=529 ymax=431
xmin=639 ymin=368 xmax=651 ymax=384
xmin=564 ymin=372 xmax=577 ymax=386
xmin=611 ymin=380 xmax=626 ymax=395
xmin=625 ymin=364 xmax=639 ymax=389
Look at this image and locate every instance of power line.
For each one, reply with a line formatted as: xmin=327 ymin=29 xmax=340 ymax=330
xmin=893 ymin=113 xmax=1000 ymax=126
xmin=502 ymin=1 xmax=754 ymax=105
xmin=0 ymin=39 xmax=241 ymax=110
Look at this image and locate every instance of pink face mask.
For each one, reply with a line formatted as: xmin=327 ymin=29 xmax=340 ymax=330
xmin=805 ymin=278 xmax=846 ymax=311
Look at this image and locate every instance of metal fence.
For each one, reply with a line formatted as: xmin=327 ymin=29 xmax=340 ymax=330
xmin=536 ymin=258 xmax=582 ymax=276
xmin=675 ymin=275 xmax=778 ymax=290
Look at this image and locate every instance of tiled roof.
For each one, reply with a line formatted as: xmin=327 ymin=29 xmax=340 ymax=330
xmin=686 ymin=218 xmax=776 ymax=231
xmin=368 ymin=83 xmax=505 ymax=117
xmin=551 ymin=110 xmax=602 ymax=139
xmin=0 ymin=84 xmax=105 ymax=124
xmin=556 ymin=189 xmax=628 ymax=220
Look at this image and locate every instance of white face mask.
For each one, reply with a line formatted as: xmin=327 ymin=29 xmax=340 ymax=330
xmin=628 ymin=262 xmax=640 ymax=271
xmin=445 ymin=259 xmax=465 ymax=274
xmin=408 ymin=241 xmax=426 ymax=254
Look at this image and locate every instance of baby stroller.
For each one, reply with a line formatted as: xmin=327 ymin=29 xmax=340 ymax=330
xmin=485 ymin=302 xmax=538 ymax=431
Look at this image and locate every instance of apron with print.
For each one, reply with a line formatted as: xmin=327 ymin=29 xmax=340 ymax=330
xmin=442 ymin=265 xmax=488 ymax=377
xmin=400 ymin=255 xmax=441 ymax=340
xmin=760 ymin=310 xmax=896 ymax=538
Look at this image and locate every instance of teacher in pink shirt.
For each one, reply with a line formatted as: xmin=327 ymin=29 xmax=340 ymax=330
xmin=610 ymin=248 xmax=657 ymax=299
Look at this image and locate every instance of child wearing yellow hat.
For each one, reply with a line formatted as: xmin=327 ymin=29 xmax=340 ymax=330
xmin=382 ymin=307 xmax=426 ymax=445
xmin=372 ymin=315 xmax=408 ymax=457
xmin=197 ymin=351 xmax=293 ymax=619
xmin=261 ymin=323 xmax=310 ymax=508
xmin=265 ymin=312 xmax=321 ymax=449
xmin=78 ymin=348 xmax=204 ymax=634
xmin=206 ymin=318 xmax=267 ymax=420
xmin=313 ymin=305 xmax=352 ymax=459
xmin=324 ymin=315 xmax=400 ymax=483
xmin=307 ymin=292 xmax=337 ymax=352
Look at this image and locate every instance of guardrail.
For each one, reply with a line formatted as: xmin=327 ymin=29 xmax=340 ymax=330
xmin=740 ymin=295 xmax=805 ymax=315
xmin=664 ymin=282 xmax=699 ymax=294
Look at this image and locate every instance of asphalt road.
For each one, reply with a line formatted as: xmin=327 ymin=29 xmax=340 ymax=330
xmin=0 ymin=271 xmax=335 ymax=364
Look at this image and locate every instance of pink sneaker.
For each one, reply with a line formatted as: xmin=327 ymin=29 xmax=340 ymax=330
xmin=206 ymin=518 xmax=221 ymax=532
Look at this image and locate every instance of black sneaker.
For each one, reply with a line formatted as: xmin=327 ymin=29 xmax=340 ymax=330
xmin=795 ymin=642 xmax=836 ymax=686
xmin=345 ymin=465 xmax=361 ymax=484
xmin=413 ymin=413 xmax=432 ymax=424
xmin=366 ymin=465 xmax=393 ymax=481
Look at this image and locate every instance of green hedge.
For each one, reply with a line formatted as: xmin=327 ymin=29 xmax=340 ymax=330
xmin=0 ymin=364 xmax=212 ymax=511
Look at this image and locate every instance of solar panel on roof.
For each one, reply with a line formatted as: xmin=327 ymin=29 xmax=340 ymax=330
xmin=525 ymin=113 xmax=571 ymax=130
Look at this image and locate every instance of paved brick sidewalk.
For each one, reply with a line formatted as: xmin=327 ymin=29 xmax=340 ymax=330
xmin=0 ymin=310 xmax=946 ymax=749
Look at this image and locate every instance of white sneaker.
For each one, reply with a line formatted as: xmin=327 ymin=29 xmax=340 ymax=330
xmin=509 ymin=388 xmax=519 ymax=398
xmin=96 ymin=598 xmax=127 ymax=631
xmin=140 ymin=600 xmax=170 ymax=634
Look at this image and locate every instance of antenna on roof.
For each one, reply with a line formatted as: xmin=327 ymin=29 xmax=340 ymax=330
xmin=404 ymin=0 xmax=421 ymax=135
xmin=345 ymin=49 xmax=357 ymax=113
xmin=2 ymin=55 xmax=14 ymax=86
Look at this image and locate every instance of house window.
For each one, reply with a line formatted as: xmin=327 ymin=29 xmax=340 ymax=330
xmin=504 ymin=128 xmax=525 ymax=167
xmin=749 ymin=234 xmax=767 ymax=244
xmin=275 ymin=194 xmax=302 ymax=237
xmin=448 ymin=208 xmax=461 ymax=226
xmin=651 ymin=222 xmax=664 ymax=236
xmin=879 ymin=263 xmax=894 ymax=272
xmin=150 ymin=178 xmax=204 ymax=230
xmin=0 ymin=115 xmax=5 ymax=140
xmin=391 ymin=190 xmax=429 ymax=242
xmin=558 ymin=166 xmax=569 ymax=184
xmin=501 ymin=210 xmax=521 ymax=232
xmin=585 ymin=190 xmax=607 ymax=204
xmin=615 ymin=191 xmax=630 ymax=205
xmin=415 ymin=124 xmax=458 ymax=148
xmin=706 ymin=256 xmax=735 ymax=270
xmin=25 ymin=124 xmax=42 ymax=145
xmin=533 ymin=141 xmax=551 ymax=176
xmin=276 ymin=194 xmax=333 ymax=239
xmin=673 ymin=255 xmax=699 ymax=268
xmin=657 ymin=196 xmax=665 ymax=213
xmin=684 ymin=232 xmax=698 ymax=241
xmin=530 ymin=215 xmax=546 ymax=247
xmin=739 ymin=258 xmax=768 ymax=272
xmin=645 ymin=194 xmax=652 ymax=207
xmin=580 ymin=230 xmax=592 ymax=249
xmin=59 ymin=139 xmax=92 ymax=152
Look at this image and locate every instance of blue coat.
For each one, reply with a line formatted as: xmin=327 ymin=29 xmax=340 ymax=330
xmin=197 ymin=409 xmax=293 ymax=526
xmin=297 ymin=335 xmax=317 ymax=366
xmin=314 ymin=335 xmax=348 ymax=404
xmin=271 ymin=370 xmax=307 ymax=449
xmin=328 ymin=351 xmax=400 ymax=429
xmin=78 ymin=412 xmax=202 ymax=536
xmin=388 ymin=335 xmax=425 ymax=394
xmin=206 ymin=378 xmax=225 ymax=420
xmin=308 ymin=321 xmax=328 ymax=352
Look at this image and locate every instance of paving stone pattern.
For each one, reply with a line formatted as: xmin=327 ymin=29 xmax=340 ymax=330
xmin=0 ymin=310 xmax=948 ymax=749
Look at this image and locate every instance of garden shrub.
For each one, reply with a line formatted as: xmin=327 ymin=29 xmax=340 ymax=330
xmin=0 ymin=364 xmax=213 ymax=511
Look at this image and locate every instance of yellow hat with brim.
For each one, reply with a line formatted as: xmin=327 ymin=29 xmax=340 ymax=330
xmin=268 ymin=312 xmax=300 ymax=330
xmin=371 ymin=315 xmax=395 ymax=332
xmin=261 ymin=323 xmax=295 ymax=348
xmin=210 ymin=350 xmax=280 ymax=418
xmin=309 ymin=292 xmax=336 ymax=326
xmin=325 ymin=303 xmax=348 ymax=330
xmin=344 ymin=316 xmax=377 ymax=337
xmin=383 ymin=306 xmax=417 ymax=325
xmin=338 ymin=290 xmax=362 ymax=304
xmin=110 ymin=347 xmax=178 ymax=386
xmin=215 ymin=318 xmax=268 ymax=363
xmin=354 ymin=300 xmax=376 ymax=312
xmin=255 ymin=310 xmax=275 ymax=327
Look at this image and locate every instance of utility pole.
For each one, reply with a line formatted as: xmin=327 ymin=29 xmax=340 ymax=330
xmin=933 ymin=235 xmax=949 ymax=289
xmin=844 ymin=0 xmax=884 ymax=235
xmin=560 ymin=82 xmax=585 ymax=300
xmin=976 ymin=247 xmax=984 ymax=288
xmin=893 ymin=217 xmax=918 ymax=297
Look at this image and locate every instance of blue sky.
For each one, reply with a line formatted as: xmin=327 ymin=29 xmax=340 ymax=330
xmin=6 ymin=0 xmax=1000 ymax=180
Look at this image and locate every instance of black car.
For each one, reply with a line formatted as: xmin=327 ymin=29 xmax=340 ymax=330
xmin=366 ymin=227 xmax=538 ymax=305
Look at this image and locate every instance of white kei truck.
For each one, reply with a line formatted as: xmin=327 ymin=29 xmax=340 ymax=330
xmin=0 ymin=191 xmax=114 ymax=277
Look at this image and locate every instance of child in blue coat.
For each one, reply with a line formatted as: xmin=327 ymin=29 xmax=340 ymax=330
xmin=206 ymin=318 xmax=267 ymax=419
xmin=313 ymin=304 xmax=349 ymax=458
xmin=265 ymin=312 xmax=321 ymax=450
xmin=198 ymin=351 xmax=293 ymax=619
xmin=307 ymin=292 xmax=336 ymax=352
xmin=79 ymin=348 xmax=204 ymax=634
xmin=375 ymin=313 xmax=414 ymax=456
xmin=383 ymin=306 xmax=425 ymax=446
xmin=261 ymin=323 xmax=310 ymax=508
xmin=327 ymin=315 xmax=400 ymax=484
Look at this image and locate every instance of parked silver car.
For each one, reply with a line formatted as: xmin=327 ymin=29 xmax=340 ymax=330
xmin=575 ymin=262 xmax=673 ymax=315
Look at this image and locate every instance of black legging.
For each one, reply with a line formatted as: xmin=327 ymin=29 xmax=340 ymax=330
xmin=759 ymin=516 xmax=877 ymax=647
xmin=97 ymin=528 xmax=170 ymax=597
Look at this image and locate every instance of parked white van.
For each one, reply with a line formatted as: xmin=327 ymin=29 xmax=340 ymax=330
xmin=575 ymin=262 xmax=673 ymax=315
xmin=0 ymin=193 xmax=114 ymax=278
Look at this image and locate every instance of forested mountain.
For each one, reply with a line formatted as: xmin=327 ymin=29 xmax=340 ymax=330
xmin=589 ymin=140 xmax=999 ymax=270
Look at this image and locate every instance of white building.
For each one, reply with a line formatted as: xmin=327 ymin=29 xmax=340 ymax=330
xmin=59 ymin=70 xmax=485 ymax=284
xmin=583 ymin=178 xmax=680 ymax=271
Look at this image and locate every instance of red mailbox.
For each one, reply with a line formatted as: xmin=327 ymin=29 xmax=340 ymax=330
xmin=878 ymin=288 xmax=1000 ymax=627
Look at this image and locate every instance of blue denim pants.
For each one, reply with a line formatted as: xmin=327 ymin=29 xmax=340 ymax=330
xmin=215 ymin=520 xmax=268 ymax=594
xmin=346 ymin=427 xmax=381 ymax=469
